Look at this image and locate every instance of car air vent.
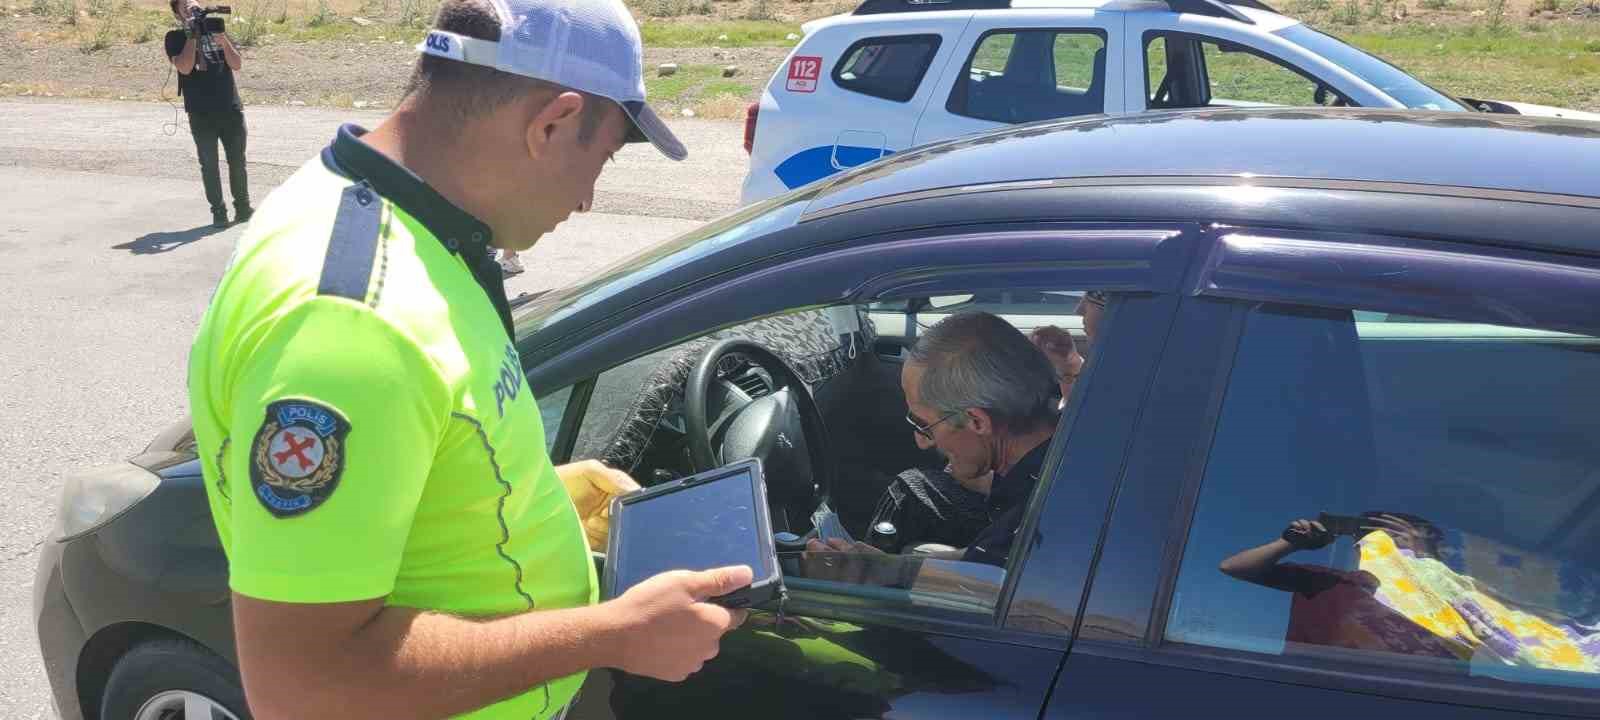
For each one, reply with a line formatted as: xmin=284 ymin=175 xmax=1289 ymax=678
xmin=732 ymin=371 xmax=771 ymax=398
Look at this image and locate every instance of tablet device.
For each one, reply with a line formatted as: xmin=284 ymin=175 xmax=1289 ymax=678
xmin=603 ymin=458 xmax=784 ymax=609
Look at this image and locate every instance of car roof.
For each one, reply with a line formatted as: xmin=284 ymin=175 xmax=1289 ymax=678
xmin=804 ymin=108 xmax=1600 ymax=220
xmin=518 ymin=108 xmax=1600 ymax=365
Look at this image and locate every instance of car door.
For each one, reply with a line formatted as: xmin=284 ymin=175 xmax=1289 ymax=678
xmin=544 ymin=223 xmax=1200 ymax=719
xmin=912 ymin=9 xmax=1122 ymax=147
xmin=1124 ymin=15 xmax=1389 ymax=112
xmin=1044 ymin=227 xmax=1600 ymax=718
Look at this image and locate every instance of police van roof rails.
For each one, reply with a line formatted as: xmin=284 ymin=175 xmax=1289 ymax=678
xmin=852 ymin=0 xmax=1275 ymax=20
xmin=853 ymin=0 xmax=1006 ymax=15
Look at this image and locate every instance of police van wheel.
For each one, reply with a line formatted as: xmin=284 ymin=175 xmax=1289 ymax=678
xmin=102 ymin=638 xmax=250 ymax=720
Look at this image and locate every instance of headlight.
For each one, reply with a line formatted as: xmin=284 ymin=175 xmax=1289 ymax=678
xmin=56 ymin=463 xmax=161 ymax=541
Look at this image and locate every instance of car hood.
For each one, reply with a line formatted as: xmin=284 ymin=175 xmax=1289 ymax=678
xmin=131 ymin=416 xmax=201 ymax=477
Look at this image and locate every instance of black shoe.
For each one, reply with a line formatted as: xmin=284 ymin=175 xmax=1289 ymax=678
xmin=234 ymin=205 xmax=254 ymax=224
xmin=212 ymin=210 xmax=230 ymax=229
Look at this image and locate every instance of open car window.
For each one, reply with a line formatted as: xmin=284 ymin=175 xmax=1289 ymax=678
xmin=561 ymin=285 xmax=1111 ymax=624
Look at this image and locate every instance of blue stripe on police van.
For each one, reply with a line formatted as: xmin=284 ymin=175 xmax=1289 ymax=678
xmin=773 ymin=145 xmax=898 ymax=190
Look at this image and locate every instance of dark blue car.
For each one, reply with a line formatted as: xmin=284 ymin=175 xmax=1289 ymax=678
xmin=37 ymin=108 xmax=1600 ymax=720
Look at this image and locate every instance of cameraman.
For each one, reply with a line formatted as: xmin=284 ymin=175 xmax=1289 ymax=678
xmin=165 ymin=0 xmax=252 ymax=228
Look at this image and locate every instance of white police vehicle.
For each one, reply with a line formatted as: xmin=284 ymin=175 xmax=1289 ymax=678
xmin=739 ymin=0 xmax=1600 ymax=203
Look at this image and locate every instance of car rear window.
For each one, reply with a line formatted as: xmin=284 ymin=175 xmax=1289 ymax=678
xmin=1167 ymin=303 xmax=1600 ymax=695
xmin=832 ymin=34 xmax=943 ymax=103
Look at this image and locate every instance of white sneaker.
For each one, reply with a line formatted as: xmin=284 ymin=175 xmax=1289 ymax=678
xmin=499 ymin=253 xmax=525 ymax=277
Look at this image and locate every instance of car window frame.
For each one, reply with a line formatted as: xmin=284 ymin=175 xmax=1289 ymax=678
xmin=831 ymin=33 xmax=946 ymax=103
xmin=547 ymin=380 xmax=595 ymax=465
xmin=945 ymin=26 xmax=1112 ymax=124
xmin=524 ymin=222 xmax=1201 ymax=643
xmin=1074 ymin=225 xmax=1600 ymax=718
xmin=1141 ymin=30 xmax=1354 ymax=110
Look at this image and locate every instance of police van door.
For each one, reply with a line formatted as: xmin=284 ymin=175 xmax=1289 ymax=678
xmin=913 ymin=9 xmax=1122 ymax=146
xmin=822 ymin=29 xmax=953 ymax=175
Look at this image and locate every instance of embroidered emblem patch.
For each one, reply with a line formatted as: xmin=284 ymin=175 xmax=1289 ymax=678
xmin=249 ymin=400 xmax=350 ymax=518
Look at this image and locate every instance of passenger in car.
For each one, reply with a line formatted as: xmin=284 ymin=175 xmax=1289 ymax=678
xmin=1029 ymin=325 xmax=1083 ymax=409
xmin=1078 ymin=290 xmax=1108 ymax=348
xmin=812 ymin=311 xmax=1060 ymax=568
xmin=1219 ymin=513 xmax=1466 ymax=660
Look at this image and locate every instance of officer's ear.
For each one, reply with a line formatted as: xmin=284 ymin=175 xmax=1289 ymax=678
xmin=524 ymin=91 xmax=585 ymax=161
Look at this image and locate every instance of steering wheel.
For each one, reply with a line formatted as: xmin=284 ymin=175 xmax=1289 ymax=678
xmin=684 ymin=339 xmax=834 ymax=533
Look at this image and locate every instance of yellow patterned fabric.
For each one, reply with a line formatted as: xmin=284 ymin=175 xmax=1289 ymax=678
xmin=1357 ymin=531 xmax=1600 ymax=674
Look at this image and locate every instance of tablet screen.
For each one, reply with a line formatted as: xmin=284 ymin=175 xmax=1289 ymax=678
xmin=612 ymin=467 xmax=770 ymax=596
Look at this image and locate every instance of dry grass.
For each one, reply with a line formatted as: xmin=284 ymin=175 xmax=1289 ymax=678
xmin=698 ymin=91 xmax=751 ymax=118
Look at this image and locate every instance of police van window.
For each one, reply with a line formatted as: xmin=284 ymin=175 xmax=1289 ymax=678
xmin=831 ymin=34 xmax=943 ymax=103
xmin=1166 ymin=303 xmax=1600 ymax=692
xmin=949 ymin=29 xmax=1108 ymax=124
xmin=1145 ymin=32 xmax=1337 ymax=109
xmin=1146 ymin=36 xmax=1170 ymax=107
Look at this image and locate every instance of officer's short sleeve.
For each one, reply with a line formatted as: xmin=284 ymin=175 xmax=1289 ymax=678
xmin=165 ymin=30 xmax=185 ymax=59
xmin=223 ymin=297 xmax=450 ymax=604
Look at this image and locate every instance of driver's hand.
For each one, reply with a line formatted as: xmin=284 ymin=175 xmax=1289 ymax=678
xmin=806 ymin=538 xmax=882 ymax=554
xmin=800 ymin=539 xmax=915 ymax=587
xmin=556 ymin=459 xmax=640 ymax=551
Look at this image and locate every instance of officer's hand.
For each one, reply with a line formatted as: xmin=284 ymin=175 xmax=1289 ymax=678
xmin=555 ymin=459 xmax=639 ymax=551
xmin=610 ymin=566 xmax=752 ymax=681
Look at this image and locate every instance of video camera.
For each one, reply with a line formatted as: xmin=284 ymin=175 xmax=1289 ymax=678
xmin=189 ymin=3 xmax=230 ymax=35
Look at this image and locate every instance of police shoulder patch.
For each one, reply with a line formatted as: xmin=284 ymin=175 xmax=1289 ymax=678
xmin=249 ymin=399 xmax=351 ymax=518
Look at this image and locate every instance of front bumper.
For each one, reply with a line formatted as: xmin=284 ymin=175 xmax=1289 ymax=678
xmin=34 ymin=535 xmax=86 ymax=720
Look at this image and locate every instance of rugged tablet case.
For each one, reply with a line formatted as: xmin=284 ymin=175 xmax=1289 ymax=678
xmin=603 ymin=458 xmax=785 ymax=609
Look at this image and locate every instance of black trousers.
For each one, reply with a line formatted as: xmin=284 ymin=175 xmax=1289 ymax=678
xmin=188 ymin=109 xmax=250 ymax=215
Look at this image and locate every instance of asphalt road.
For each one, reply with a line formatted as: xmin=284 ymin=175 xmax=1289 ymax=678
xmin=0 ymin=98 xmax=743 ymax=718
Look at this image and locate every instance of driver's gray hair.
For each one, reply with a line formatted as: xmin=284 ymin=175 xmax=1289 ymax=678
xmin=907 ymin=312 xmax=1058 ymax=434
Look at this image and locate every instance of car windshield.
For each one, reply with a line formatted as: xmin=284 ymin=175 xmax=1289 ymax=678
xmin=513 ymin=189 xmax=813 ymax=340
xmin=1275 ymin=24 xmax=1466 ymax=111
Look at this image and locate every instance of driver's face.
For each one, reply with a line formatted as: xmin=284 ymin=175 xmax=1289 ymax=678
xmin=901 ymin=362 xmax=991 ymax=483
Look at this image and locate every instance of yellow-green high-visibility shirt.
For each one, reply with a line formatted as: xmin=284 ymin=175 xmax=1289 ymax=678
xmin=187 ymin=124 xmax=596 ymax=719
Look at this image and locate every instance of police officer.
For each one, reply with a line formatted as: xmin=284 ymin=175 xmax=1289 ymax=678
xmin=185 ymin=0 xmax=748 ymax=716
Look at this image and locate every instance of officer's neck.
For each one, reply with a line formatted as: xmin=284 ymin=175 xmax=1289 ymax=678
xmin=362 ymin=108 xmax=511 ymax=249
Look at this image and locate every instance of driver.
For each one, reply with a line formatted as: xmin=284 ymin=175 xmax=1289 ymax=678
xmin=811 ymin=311 xmax=1059 ymax=568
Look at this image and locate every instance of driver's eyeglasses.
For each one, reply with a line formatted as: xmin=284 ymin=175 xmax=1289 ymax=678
xmin=906 ymin=411 xmax=958 ymax=441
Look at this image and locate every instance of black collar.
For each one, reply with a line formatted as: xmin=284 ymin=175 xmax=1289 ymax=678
xmin=321 ymin=124 xmax=514 ymax=339
xmin=990 ymin=440 xmax=1049 ymax=513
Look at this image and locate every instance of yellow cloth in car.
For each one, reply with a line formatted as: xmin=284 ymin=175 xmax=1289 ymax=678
xmin=1358 ymin=531 xmax=1600 ymax=675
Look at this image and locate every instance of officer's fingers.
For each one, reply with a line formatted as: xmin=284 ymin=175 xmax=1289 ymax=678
xmin=826 ymin=538 xmax=853 ymax=552
xmin=695 ymin=602 xmax=741 ymax=634
xmin=729 ymin=608 xmax=750 ymax=631
xmin=596 ymin=467 xmax=640 ymax=496
xmin=684 ymin=565 xmax=754 ymax=601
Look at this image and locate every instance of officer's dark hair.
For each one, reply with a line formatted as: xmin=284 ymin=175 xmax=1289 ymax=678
xmin=404 ymin=0 xmax=608 ymax=144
